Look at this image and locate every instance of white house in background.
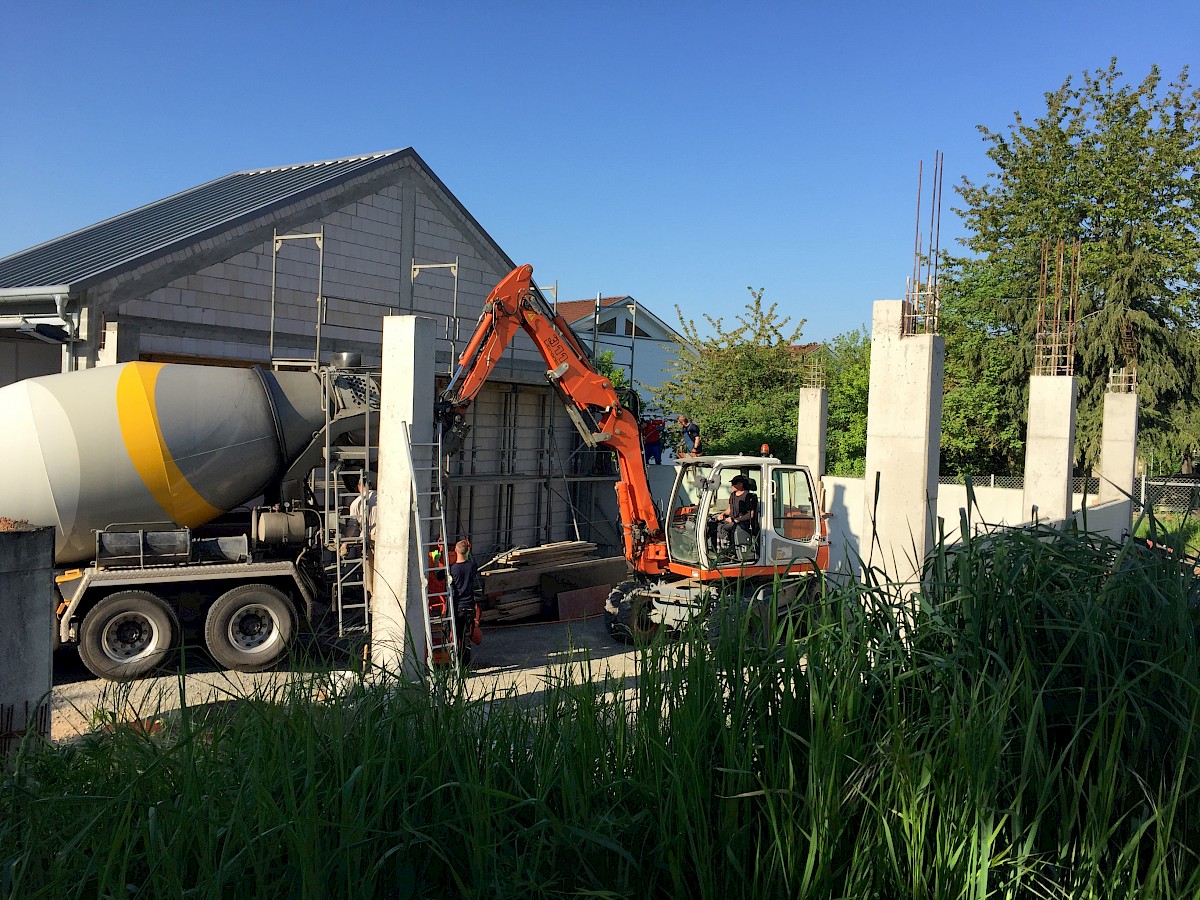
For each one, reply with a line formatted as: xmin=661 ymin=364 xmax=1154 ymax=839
xmin=555 ymin=295 xmax=691 ymax=403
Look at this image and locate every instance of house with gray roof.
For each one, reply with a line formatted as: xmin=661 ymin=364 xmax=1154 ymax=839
xmin=554 ymin=295 xmax=691 ymax=404
xmin=0 ymin=149 xmax=621 ymax=555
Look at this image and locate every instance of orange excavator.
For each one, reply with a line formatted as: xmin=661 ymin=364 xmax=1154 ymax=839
xmin=437 ymin=265 xmax=828 ymax=643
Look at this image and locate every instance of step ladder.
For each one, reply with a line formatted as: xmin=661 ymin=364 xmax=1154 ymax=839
xmin=398 ymin=421 xmax=461 ymax=666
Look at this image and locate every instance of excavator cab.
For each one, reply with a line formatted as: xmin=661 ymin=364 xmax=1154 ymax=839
xmin=665 ymin=457 xmax=826 ymax=577
xmin=665 ymin=460 xmax=765 ymax=570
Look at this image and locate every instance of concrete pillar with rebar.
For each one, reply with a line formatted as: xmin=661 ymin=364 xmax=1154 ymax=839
xmin=862 ymin=300 xmax=944 ymax=584
xmin=1098 ymin=388 xmax=1139 ymax=505
xmin=1022 ymin=375 xmax=1078 ymax=523
xmin=372 ymin=315 xmax=437 ymax=680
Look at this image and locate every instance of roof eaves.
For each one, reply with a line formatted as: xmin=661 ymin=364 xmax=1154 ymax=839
xmin=0 ymin=285 xmax=72 ymax=304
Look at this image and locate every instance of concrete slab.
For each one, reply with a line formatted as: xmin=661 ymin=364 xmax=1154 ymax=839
xmin=49 ymin=616 xmax=641 ymax=739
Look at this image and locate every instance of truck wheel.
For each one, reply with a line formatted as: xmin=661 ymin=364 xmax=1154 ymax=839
xmin=610 ymin=586 xmax=659 ymax=646
xmin=205 ymin=584 xmax=296 ymax=673
xmin=78 ymin=590 xmax=179 ymax=681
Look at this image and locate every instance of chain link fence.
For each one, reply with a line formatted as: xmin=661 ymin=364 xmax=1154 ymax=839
xmin=936 ymin=473 xmax=1200 ymax=519
xmin=937 ymin=474 xmax=1102 ymax=494
xmin=1136 ymin=477 xmax=1200 ymax=517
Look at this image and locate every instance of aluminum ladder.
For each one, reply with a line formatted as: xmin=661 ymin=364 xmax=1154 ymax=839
xmin=319 ymin=367 xmax=377 ymax=637
xmin=398 ymin=421 xmax=460 ymax=666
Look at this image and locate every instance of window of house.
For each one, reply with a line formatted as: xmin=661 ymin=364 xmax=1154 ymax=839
xmin=623 ymin=319 xmax=650 ymax=337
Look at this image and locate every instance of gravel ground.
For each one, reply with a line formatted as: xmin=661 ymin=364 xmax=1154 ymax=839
xmin=51 ymin=615 xmax=639 ymax=740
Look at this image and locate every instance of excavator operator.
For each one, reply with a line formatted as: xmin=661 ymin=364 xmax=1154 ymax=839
xmin=715 ymin=475 xmax=759 ymax=554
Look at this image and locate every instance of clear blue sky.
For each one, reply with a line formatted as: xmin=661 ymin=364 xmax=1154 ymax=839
xmin=1 ymin=1 xmax=1195 ymax=341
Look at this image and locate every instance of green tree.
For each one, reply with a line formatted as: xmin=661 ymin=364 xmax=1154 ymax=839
xmin=654 ymin=288 xmax=806 ymax=458
xmin=939 ymin=271 xmax=1025 ymax=475
xmin=824 ymin=328 xmax=871 ymax=476
xmin=945 ymin=60 xmax=1200 ymax=470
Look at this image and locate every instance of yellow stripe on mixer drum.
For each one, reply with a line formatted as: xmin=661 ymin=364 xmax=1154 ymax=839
xmin=116 ymin=363 xmax=222 ymax=526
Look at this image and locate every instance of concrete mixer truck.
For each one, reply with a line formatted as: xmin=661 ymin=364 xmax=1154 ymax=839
xmin=0 ymin=357 xmax=380 ymax=680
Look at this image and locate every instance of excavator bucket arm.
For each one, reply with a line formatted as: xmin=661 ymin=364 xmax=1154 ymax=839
xmin=438 ymin=265 xmax=668 ymax=575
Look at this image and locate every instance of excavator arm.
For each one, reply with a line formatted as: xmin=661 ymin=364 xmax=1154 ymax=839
xmin=437 ymin=265 xmax=668 ymax=575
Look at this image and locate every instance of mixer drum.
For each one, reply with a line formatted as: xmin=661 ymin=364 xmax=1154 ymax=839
xmin=0 ymin=362 xmax=326 ymax=564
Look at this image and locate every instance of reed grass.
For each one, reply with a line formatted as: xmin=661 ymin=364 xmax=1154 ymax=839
xmin=3 ymin=523 xmax=1198 ymax=898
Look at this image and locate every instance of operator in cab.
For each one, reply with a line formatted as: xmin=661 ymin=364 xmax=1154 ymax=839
xmin=715 ymin=475 xmax=758 ymax=552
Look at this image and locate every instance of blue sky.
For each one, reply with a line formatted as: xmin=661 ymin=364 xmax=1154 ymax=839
xmin=1 ymin=2 xmax=1195 ymax=341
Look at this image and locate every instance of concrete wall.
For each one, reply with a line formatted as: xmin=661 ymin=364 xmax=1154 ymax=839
xmin=825 ymin=476 xmax=1132 ymax=574
xmin=1069 ymin=498 xmax=1133 ymax=540
xmin=824 ymin=475 xmax=867 ymax=575
xmin=0 ymin=527 xmax=54 ymax=753
xmin=0 ymin=336 xmax=61 ymax=390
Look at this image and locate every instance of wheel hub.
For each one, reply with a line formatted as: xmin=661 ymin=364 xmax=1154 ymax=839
xmin=102 ymin=612 xmax=156 ymax=661
xmin=229 ymin=604 xmax=278 ymax=653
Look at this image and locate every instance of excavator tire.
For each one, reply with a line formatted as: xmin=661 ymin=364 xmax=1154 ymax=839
xmin=607 ymin=581 xmax=659 ymax=645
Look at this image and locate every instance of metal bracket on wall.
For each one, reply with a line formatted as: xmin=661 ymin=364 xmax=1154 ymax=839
xmin=269 ymin=227 xmax=325 ymax=370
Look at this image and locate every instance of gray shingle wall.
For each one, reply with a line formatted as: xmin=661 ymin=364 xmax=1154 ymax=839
xmin=123 ymin=180 xmax=545 ymax=368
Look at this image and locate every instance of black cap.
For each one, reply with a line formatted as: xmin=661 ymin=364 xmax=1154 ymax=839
xmin=731 ymin=475 xmax=748 ymax=487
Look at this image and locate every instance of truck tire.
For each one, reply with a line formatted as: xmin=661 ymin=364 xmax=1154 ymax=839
xmin=609 ymin=584 xmax=659 ymax=646
xmin=205 ymin=584 xmax=296 ymax=673
xmin=78 ymin=590 xmax=179 ymax=681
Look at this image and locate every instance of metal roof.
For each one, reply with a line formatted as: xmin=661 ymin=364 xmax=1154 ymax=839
xmin=0 ymin=150 xmax=412 ymax=292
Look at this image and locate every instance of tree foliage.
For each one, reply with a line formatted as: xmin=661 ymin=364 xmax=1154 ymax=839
xmin=944 ymin=60 xmax=1200 ymax=470
xmin=654 ymin=289 xmax=806 ymax=458
xmin=824 ymin=328 xmax=871 ymax=476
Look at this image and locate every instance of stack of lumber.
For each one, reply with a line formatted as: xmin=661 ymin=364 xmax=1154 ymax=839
xmin=479 ymin=589 xmax=542 ymax=624
xmin=479 ymin=541 xmax=601 ymax=624
xmin=485 ymin=540 xmax=598 ymax=571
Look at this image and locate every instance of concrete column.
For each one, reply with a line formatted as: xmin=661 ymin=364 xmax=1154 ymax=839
xmin=862 ymin=302 xmax=944 ymax=583
xmin=96 ymin=320 xmax=142 ymax=366
xmin=372 ymin=315 xmax=437 ymax=680
xmin=795 ymin=387 xmax=828 ymax=477
xmin=1 ymin=526 xmax=55 ymax=754
xmin=1098 ymin=391 xmax=1139 ymax=504
xmin=1022 ymin=375 xmax=1078 ymax=523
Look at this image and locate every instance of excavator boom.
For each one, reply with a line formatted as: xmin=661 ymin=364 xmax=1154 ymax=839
xmin=438 ymin=265 xmax=667 ymax=575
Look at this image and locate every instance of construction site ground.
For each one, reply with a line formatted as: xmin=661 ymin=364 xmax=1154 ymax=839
xmin=50 ymin=616 xmax=639 ymax=741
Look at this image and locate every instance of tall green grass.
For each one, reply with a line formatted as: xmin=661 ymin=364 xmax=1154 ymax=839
xmin=3 ymin=524 xmax=1198 ymax=898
